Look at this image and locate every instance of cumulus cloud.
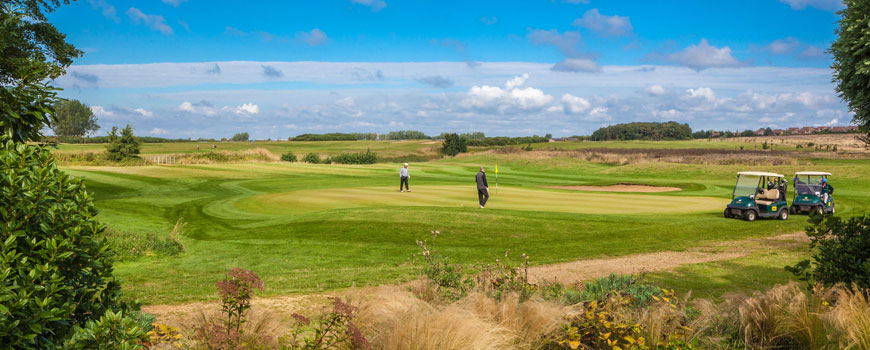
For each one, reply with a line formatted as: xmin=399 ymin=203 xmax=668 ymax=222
xmin=663 ymin=39 xmax=743 ymax=70
xmin=133 ymin=108 xmax=153 ymax=117
xmin=233 ymin=103 xmax=259 ymax=115
xmin=178 ymin=101 xmax=216 ymax=116
xmin=463 ymin=74 xmax=554 ymax=113
xmin=295 ymin=28 xmax=329 ymax=46
xmin=149 ymin=128 xmax=168 ymax=135
xmin=779 ymin=0 xmax=844 ymax=11
xmin=178 ymin=101 xmax=259 ymax=116
xmin=126 ymin=8 xmax=173 ymax=35
xmin=552 ymin=58 xmax=600 ymax=72
xmin=572 ymin=9 xmax=633 ymax=37
xmin=88 ymin=0 xmax=119 ymax=23
xmin=561 ymin=94 xmax=591 ymax=114
xmin=90 ymin=106 xmax=115 ymax=118
xmin=686 ymin=87 xmax=717 ymax=102
xmin=351 ymin=0 xmax=386 ymax=11
xmin=262 ymin=65 xmax=284 ymax=78
xmin=645 ymin=85 xmax=666 ymax=95
xmin=416 ymin=75 xmax=453 ymax=88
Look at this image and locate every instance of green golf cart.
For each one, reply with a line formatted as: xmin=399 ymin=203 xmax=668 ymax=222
xmin=789 ymin=171 xmax=835 ymax=215
xmin=724 ymin=172 xmax=789 ymax=221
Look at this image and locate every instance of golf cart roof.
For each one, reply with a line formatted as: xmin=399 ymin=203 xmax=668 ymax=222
xmin=795 ymin=171 xmax=832 ymax=176
xmin=737 ymin=171 xmax=785 ymax=178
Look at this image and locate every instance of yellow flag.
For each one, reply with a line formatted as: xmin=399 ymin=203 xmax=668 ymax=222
xmin=495 ymin=165 xmax=498 ymax=174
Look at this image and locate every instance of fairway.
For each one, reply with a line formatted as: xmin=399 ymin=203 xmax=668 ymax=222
xmin=243 ymin=185 xmax=725 ymax=215
xmin=57 ymin=143 xmax=870 ymax=304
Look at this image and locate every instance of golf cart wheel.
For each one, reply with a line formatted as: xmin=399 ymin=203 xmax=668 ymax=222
xmin=778 ymin=209 xmax=788 ymax=221
xmin=743 ymin=210 xmax=757 ymax=222
xmin=789 ymin=206 xmax=796 ymax=215
xmin=831 ymin=204 xmax=835 ymax=214
xmin=813 ymin=206 xmax=824 ymax=216
xmin=724 ymin=208 xmax=732 ymax=218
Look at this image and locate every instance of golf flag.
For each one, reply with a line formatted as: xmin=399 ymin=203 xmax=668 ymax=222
xmin=495 ymin=164 xmax=498 ymax=193
xmin=495 ymin=165 xmax=498 ymax=174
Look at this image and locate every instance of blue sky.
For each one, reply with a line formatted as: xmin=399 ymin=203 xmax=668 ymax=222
xmin=49 ymin=0 xmax=850 ymax=138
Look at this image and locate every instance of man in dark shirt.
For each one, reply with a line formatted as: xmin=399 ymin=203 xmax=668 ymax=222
xmin=476 ymin=167 xmax=489 ymax=208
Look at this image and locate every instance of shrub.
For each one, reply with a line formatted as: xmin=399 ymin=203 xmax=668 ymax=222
xmin=787 ymin=213 xmax=870 ymax=290
xmin=302 ymin=152 xmax=322 ymax=164
xmin=292 ymin=133 xmax=357 ymax=141
xmin=191 ymin=268 xmax=265 ymax=349
xmin=1 ymin=141 xmax=124 ymax=349
xmin=280 ymin=151 xmax=297 ymax=162
xmin=66 ymin=310 xmax=147 ymax=350
xmin=105 ymin=124 xmax=141 ymax=161
xmin=230 ymin=132 xmax=249 ymax=142
xmin=474 ymin=251 xmax=536 ymax=301
xmin=578 ymin=273 xmax=664 ymax=306
xmin=331 ymin=149 xmax=377 ymax=164
xmin=414 ymin=232 xmax=474 ymax=301
xmin=280 ymin=297 xmax=371 ymax=349
xmin=441 ymin=133 xmax=467 ymax=156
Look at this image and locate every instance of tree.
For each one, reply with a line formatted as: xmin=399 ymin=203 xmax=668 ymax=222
xmin=441 ymin=133 xmax=467 ymax=156
xmin=230 ymin=132 xmax=249 ymax=142
xmin=105 ymin=124 xmax=140 ymax=161
xmin=52 ymin=99 xmax=99 ymax=137
xmin=832 ymin=0 xmax=870 ymax=145
xmin=787 ymin=213 xmax=870 ymax=290
xmin=0 ymin=1 xmax=81 ymax=85
xmin=763 ymin=127 xmax=774 ymax=136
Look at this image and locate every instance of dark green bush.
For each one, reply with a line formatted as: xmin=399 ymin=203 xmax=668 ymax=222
xmin=280 ymin=151 xmax=297 ymax=162
xmin=105 ymin=125 xmax=140 ymax=161
xmin=787 ymin=213 xmax=870 ymax=290
xmin=302 ymin=152 xmax=321 ymax=164
xmin=292 ymin=133 xmax=357 ymax=141
xmin=441 ymin=133 xmax=467 ymax=156
xmin=1 ymin=141 xmax=123 ymax=348
xmin=331 ymin=149 xmax=377 ymax=164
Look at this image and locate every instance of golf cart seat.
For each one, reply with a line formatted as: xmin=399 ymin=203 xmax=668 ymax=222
xmin=755 ymin=189 xmax=779 ymax=205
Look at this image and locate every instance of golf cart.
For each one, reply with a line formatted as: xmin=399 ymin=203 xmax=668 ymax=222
xmin=789 ymin=171 xmax=835 ymax=215
xmin=724 ymin=172 xmax=789 ymax=221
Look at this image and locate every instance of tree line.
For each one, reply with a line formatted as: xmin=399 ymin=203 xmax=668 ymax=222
xmin=589 ymin=121 xmax=692 ymax=141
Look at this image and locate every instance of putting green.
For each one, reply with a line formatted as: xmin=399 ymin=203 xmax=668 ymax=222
xmin=238 ymin=185 xmax=728 ymax=216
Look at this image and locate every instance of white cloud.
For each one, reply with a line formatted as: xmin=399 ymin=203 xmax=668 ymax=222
xmin=149 ymin=128 xmax=168 ymax=135
xmin=178 ymin=101 xmax=217 ymax=116
xmin=686 ymin=87 xmax=717 ymax=102
xmin=779 ymin=0 xmax=844 ymax=11
xmin=133 ymin=108 xmax=153 ymax=117
xmin=234 ymin=103 xmax=259 ymax=115
xmin=561 ymin=94 xmax=591 ymax=114
xmin=505 ymin=73 xmax=529 ymax=89
xmin=463 ymin=74 xmax=554 ymax=113
xmin=350 ymin=0 xmax=386 ymax=11
xmin=126 ymin=8 xmax=173 ymax=35
xmin=335 ymin=96 xmax=356 ymax=107
xmin=552 ymin=58 xmax=600 ymax=72
xmin=767 ymin=37 xmax=801 ymax=54
xmin=664 ymin=39 xmax=742 ymax=70
xmin=645 ymin=85 xmax=666 ymax=95
xmin=295 ymin=29 xmax=329 ymax=46
xmin=90 ymin=106 xmax=115 ymax=118
xmin=572 ymin=9 xmax=633 ymax=37
xmin=88 ymin=0 xmax=119 ymax=23
xmin=587 ymin=107 xmax=611 ymax=121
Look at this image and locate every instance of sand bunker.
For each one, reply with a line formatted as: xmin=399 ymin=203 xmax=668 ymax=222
xmin=545 ymin=184 xmax=681 ymax=193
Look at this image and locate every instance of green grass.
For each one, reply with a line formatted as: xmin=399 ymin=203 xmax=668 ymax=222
xmin=56 ymin=141 xmax=870 ymax=304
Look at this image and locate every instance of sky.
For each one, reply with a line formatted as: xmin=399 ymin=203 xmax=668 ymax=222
xmin=48 ymin=0 xmax=850 ymax=138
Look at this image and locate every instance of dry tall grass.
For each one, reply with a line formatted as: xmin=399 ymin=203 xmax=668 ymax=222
xmin=484 ymin=147 xmax=810 ymax=166
xmin=827 ymin=286 xmax=870 ymax=350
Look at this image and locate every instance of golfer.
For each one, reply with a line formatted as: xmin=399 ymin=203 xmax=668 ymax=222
xmin=399 ymin=163 xmax=410 ymax=192
xmin=821 ymin=178 xmax=834 ymax=203
xmin=476 ymin=166 xmax=489 ymax=208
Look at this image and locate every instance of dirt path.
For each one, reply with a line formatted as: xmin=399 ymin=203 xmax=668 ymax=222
xmin=143 ymin=233 xmax=807 ymax=327
xmin=527 ymin=232 xmax=807 ymax=285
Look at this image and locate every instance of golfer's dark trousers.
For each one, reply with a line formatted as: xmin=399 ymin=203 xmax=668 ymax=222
xmin=400 ymin=176 xmax=409 ymax=191
xmin=478 ymin=188 xmax=489 ymax=207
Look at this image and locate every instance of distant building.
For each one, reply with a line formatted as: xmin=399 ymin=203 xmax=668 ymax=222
xmin=773 ymin=129 xmax=783 ymax=135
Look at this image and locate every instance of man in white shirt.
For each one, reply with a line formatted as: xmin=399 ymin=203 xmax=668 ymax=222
xmin=399 ymin=163 xmax=410 ymax=192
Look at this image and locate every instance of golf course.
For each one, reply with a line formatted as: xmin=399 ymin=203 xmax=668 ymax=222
xmin=57 ymin=138 xmax=870 ymax=305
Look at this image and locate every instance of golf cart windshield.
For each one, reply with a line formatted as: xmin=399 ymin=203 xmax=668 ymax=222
xmin=733 ymin=175 xmax=760 ymax=198
xmin=794 ymin=175 xmax=824 ymax=195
